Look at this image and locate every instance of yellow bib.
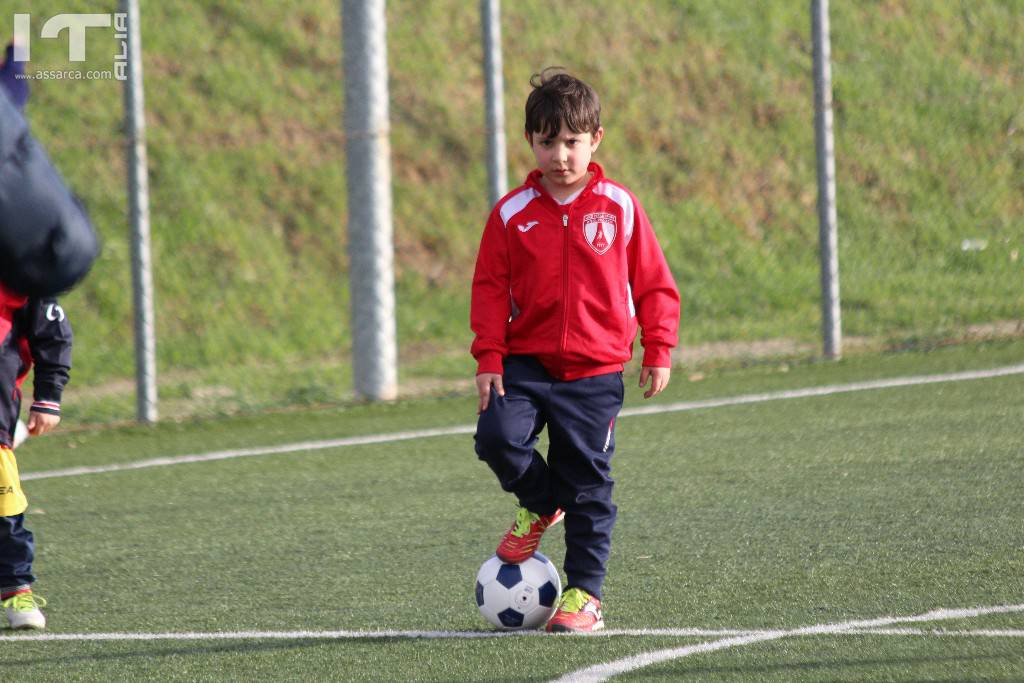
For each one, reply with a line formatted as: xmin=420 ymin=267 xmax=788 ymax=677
xmin=0 ymin=445 xmax=28 ymax=516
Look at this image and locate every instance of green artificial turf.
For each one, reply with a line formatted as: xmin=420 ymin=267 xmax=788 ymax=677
xmin=2 ymin=341 xmax=1021 ymax=680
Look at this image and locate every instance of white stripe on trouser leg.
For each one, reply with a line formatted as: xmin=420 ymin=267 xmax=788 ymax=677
xmin=602 ymin=418 xmax=614 ymax=453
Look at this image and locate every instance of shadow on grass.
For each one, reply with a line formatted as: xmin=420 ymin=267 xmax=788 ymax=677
xmin=1 ymin=637 xmax=551 ymax=682
xmin=634 ymin=652 xmax=1016 ymax=680
xmin=5 ymin=637 xmax=1019 ymax=681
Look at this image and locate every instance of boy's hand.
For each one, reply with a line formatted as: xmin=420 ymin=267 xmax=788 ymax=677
xmin=476 ymin=373 xmax=505 ymax=414
xmin=639 ymin=366 xmax=671 ymax=399
xmin=27 ymin=411 xmax=60 ymax=436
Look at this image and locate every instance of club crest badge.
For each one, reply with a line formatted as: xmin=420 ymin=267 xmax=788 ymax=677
xmin=583 ymin=212 xmax=617 ymax=255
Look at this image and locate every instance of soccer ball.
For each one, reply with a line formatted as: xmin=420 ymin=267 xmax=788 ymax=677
xmin=475 ymin=552 xmax=561 ymax=630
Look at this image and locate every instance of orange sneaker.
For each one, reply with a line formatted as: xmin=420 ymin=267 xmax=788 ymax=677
xmin=496 ymin=507 xmax=564 ymax=563
xmin=546 ymin=587 xmax=604 ymax=633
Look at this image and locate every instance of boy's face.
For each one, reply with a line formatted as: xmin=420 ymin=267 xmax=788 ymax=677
xmin=526 ymin=123 xmax=604 ymax=195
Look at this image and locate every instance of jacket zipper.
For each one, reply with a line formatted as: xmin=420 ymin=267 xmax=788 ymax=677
xmin=560 ymin=212 xmax=570 ymax=355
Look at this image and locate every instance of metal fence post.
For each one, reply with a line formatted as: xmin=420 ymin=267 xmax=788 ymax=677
xmin=342 ymin=0 xmax=398 ymax=400
xmin=120 ymin=0 xmax=158 ymax=421
xmin=812 ymin=0 xmax=842 ymax=359
xmin=481 ymin=0 xmax=507 ymax=207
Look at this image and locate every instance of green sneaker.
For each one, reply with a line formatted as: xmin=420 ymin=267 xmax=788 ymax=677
xmin=2 ymin=590 xmax=47 ymax=630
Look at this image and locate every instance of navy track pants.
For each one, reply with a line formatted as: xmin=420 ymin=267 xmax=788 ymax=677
xmin=0 ymin=514 xmax=35 ymax=590
xmin=474 ymin=356 xmax=623 ymax=598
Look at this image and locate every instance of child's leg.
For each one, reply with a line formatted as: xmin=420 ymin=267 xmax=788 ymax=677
xmin=546 ymin=371 xmax=624 ymax=599
xmin=474 ymin=356 xmax=558 ymax=515
xmin=0 ymin=514 xmax=36 ymax=593
xmin=0 ymin=443 xmax=34 ymax=592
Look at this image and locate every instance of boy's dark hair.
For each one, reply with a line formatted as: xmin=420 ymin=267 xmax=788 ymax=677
xmin=525 ymin=67 xmax=601 ymax=138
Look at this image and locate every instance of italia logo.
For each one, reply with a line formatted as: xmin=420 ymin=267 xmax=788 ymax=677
xmin=583 ymin=212 xmax=616 ymax=255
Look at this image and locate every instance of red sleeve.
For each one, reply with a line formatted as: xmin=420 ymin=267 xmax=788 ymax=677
xmin=627 ymin=197 xmax=680 ymax=367
xmin=469 ymin=207 xmax=511 ymax=375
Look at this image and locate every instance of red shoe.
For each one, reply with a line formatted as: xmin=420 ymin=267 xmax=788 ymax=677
xmin=496 ymin=507 xmax=564 ymax=563
xmin=546 ymin=587 xmax=604 ymax=633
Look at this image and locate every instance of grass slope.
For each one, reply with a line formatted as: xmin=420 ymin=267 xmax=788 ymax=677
xmin=10 ymin=0 xmax=1023 ymax=422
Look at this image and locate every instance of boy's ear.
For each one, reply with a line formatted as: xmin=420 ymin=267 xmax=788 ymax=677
xmin=591 ymin=126 xmax=605 ymax=150
xmin=524 ymin=130 xmax=533 ymax=145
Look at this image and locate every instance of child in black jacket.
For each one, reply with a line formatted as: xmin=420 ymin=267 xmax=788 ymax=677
xmin=0 ymin=288 xmax=72 ymax=629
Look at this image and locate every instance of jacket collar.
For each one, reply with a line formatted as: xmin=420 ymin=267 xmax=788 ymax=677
xmin=525 ymin=162 xmax=605 ymax=205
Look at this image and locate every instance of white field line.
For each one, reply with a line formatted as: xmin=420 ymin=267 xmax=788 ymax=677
xmin=618 ymin=362 xmax=1024 ymax=417
xmin=22 ymin=363 xmax=1024 ymax=483
xmin=0 ymin=628 xmax=753 ymax=643
xmin=21 ymin=425 xmax=477 ymax=482
xmin=2 ymin=621 xmax=1023 ymax=644
xmin=551 ymin=603 xmax=1024 ymax=683
xmin=845 ymin=628 xmax=1024 ymax=637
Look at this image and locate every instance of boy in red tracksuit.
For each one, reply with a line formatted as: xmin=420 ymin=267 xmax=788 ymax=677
xmin=471 ymin=68 xmax=680 ymax=632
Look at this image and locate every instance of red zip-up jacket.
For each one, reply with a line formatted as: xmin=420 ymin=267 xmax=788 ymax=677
xmin=471 ymin=163 xmax=680 ymax=381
